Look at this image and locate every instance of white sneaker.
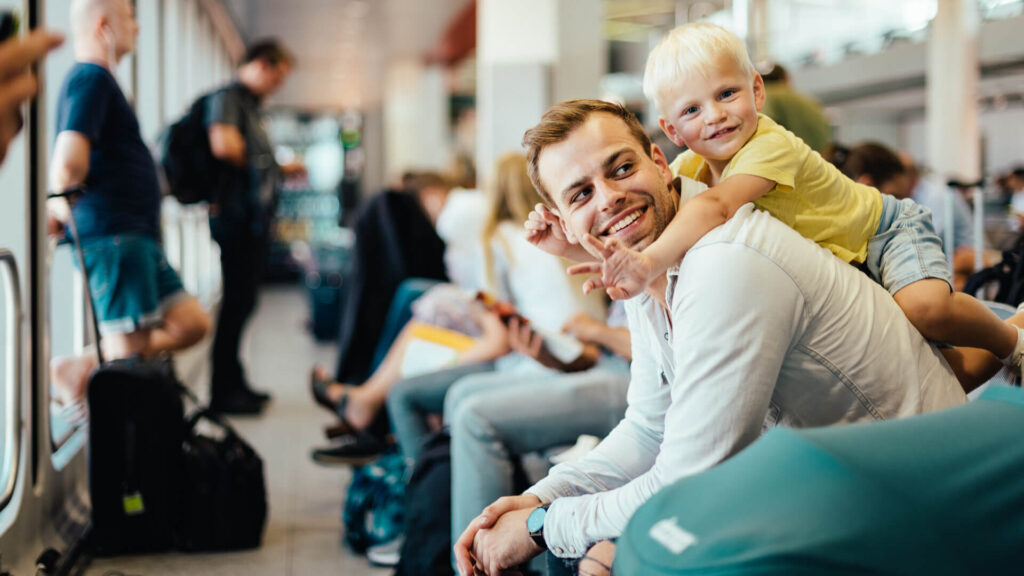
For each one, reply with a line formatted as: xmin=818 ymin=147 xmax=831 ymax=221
xmin=366 ymin=535 xmax=403 ymax=567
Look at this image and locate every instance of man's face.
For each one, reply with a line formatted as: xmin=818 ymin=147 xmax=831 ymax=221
xmin=254 ymin=60 xmax=291 ymax=96
xmin=111 ymin=0 xmax=139 ymax=57
xmin=658 ymin=54 xmax=764 ymax=175
xmin=538 ymin=113 xmax=678 ymax=253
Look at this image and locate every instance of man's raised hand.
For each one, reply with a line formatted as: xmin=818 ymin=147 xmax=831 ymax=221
xmin=568 ymin=234 xmax=655 ymax=301
xmin=524 ymin=203 xmax=591 ymax=262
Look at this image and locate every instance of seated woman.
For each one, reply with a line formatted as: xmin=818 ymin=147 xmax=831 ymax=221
xmin=309 ymin=152 xmax=604 ymax=461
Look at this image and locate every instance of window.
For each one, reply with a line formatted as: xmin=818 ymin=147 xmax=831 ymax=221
xmin=0 ymin=0 xmax=29 ymax=508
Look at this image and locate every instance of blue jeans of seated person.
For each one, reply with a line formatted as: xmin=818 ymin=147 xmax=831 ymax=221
xmin=548 ymin=553 xmax=577 ymax=576
xmin=386 ymin=362 xmax=496 ymax=467
xmin=444 ymin=357 xmax=630 ymax=566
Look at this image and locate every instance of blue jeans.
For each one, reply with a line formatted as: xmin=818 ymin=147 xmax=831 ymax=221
xmin=867 ymin=194 xmax=952 ymax=294
xmin=386 ymin=362 xmax=495 ymax=466
xmin=445 ymin=357 xmax=630 ymax=561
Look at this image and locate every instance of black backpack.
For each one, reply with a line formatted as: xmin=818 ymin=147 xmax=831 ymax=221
xmin=158 ymin=93 xmax=220 ymax=205
xmin=963 ymin=237 xmax=1024 ymax=307
xmin=395 ymin=431 xmax=454 ymax=576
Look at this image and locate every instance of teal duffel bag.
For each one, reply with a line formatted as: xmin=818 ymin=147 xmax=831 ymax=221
xmin=615 ymin=386 xmax=1024 ymax=576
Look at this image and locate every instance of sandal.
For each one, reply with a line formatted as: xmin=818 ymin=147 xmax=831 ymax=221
xmin=325 ymin=389 xmax=362 ymax=438
xmin=310 ymin=366 xmax=339 ymax=413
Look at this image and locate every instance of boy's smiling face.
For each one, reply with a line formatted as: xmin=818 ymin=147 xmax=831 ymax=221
xmin=657 ymin=54 xmax=765 ymax=178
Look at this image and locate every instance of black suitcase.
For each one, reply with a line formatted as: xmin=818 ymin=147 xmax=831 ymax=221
xmin=87 ymin=357 xmax=185 ymax=555
xmin=51 ymin=189 xmax=187 ymax=555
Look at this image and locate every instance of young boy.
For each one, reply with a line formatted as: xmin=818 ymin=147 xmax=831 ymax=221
xmin=545 ymin=22 xmax=1024 ymax=374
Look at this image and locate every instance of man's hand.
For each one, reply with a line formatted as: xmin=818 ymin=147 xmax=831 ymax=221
xmin=524 ymin=203 xmax=591 ymax=262
xmin=454 ymin=494 xmax=541 ymax=576
xmin=0 ymin=29 xmax=64 ymax=164
xmin=567 ymin=233 xmax=656 ymax=300
xmin=45 ymin=196 xmax=71 ymax=238
xmin=472 ymin=506 xmax=544 ymax=576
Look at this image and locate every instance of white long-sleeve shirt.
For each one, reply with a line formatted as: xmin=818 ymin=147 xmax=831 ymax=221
xmin=525 ymin=203 xmax=966 ymax=558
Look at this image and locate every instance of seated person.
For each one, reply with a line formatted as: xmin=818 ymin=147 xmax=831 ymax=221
xmin=332 ymin=172 xmax=451 ymax=385
xmin=455 ymin=99 xmax=969 ymax=576
xmin=310 ymin=153 xmax=604 ymax=462
xmin=611 ymin=385 xmax=1024 ymax=575
xmin=446 ymin=305 xmax=631 ymax=566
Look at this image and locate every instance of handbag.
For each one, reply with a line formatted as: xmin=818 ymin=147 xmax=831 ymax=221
xmin=176 ymin=408 xmax=268 ymax=551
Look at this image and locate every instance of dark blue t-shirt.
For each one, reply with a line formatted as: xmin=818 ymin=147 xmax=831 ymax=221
xmin=55 ymin=63 xmax=161 ymax=240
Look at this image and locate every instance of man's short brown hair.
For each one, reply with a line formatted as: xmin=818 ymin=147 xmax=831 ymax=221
xmin=522 ymin=99 xmax=652 ymax=204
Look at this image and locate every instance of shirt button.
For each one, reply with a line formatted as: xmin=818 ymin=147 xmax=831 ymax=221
xmin=556 ymin=547 xmax=564 ymax=555
xmin=664 ymin=331 xmax=669 ymax=341
xmin=570 ymin=547 xmax=577 ymax=555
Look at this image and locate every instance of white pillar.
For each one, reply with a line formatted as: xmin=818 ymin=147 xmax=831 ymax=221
xmin=926 ymin=0 xmax=980 ymax=181
xmin=476 ymin=0 xmax=605 ymax=181
xmin=383 ymin=61 xmax=450 ymax=181
xmin=136 ymin=0 xmax=163 ymax=142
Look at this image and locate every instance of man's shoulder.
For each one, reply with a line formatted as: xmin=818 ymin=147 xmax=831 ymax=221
xmin=685 ymin=204 xmax=803 ymax=264
xmin=63 ymin=62 xmax=116 ymax=94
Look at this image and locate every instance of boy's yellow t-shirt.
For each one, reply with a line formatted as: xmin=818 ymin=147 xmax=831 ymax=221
xmin=670 ymin=114 xmax=882 ymax=264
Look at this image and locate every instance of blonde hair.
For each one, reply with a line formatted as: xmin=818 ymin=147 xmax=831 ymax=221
xmin=480 ymin=152 xmax=545 ymax=291
xmin=643 ymin=23 xmax=757 ymax=114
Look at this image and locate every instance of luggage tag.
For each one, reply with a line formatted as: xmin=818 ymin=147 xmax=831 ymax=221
xmin=122 ymin=490 xmax=145 ymax=515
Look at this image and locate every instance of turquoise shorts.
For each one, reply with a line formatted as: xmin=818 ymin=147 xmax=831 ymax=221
xmin=80 ymin=234 xmax=187 ymax=335
xmin=865 ymin=194 xmax=952 ymax=295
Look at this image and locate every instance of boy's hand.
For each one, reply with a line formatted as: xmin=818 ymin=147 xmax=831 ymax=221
xmin=568 ymin=234 xmax=655 ymax=300
xmin=524 ymin=203 xmax=592 ymax=262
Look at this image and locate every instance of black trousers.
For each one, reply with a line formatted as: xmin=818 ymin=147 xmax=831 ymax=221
xmin=210 ymin=226 xmax=265 ymax=399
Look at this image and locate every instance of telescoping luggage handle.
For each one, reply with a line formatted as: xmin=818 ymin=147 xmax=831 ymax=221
xmin=48 ymin=186 xmax=106 ymax=365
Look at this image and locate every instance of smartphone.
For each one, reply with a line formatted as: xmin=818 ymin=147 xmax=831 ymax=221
xmin=475 ymin=291 xmax=526 ymax=326
xmin=0 ymin=10 xmax=20 ymax=43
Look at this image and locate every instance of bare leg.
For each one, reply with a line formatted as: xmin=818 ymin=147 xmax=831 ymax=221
xmin=320 ymin=314 xmax=510 ymax=430
xmin=148 ymin=296 xmax=210 ymax=354
xmin=894 ymin=279 xmax=1018 ymax=359
xmin=50 ymin=328 xmax=153 ymax=407
xmin=940 ymin=311 xmax=1024 ymax=393
xmin=320 ymin=324 xmax=419 ymax=429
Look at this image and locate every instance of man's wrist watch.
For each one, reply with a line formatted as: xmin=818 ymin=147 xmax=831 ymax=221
xmin=526 ymin=504 xmax=549 ymax=548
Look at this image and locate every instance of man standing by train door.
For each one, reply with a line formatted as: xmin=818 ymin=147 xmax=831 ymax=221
xmin=48 ymin=0 xmax=210 ymax=407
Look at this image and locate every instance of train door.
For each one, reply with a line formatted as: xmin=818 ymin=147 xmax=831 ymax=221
xmin=0 ymin=0 xmax=93 ymax=572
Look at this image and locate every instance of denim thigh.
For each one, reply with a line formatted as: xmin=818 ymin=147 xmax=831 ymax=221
xmin=866 ymin=195 xmax=952 ymax=295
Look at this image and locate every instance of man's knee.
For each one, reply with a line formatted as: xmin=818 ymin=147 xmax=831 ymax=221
xmin=103 ymin=330 xmax=151 ymax=359
xmin=165 ymin=298 xmax=211 ymax=347
xmin=449 ymin=394 xmax=497 ymax=442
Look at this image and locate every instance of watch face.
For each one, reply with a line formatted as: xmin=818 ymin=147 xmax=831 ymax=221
xmin=527 ymin=506 xmax=546 ymax=533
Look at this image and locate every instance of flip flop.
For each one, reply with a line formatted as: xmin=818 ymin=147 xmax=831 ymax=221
xmin=310 ymin=366 xmax=339 ymax=413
